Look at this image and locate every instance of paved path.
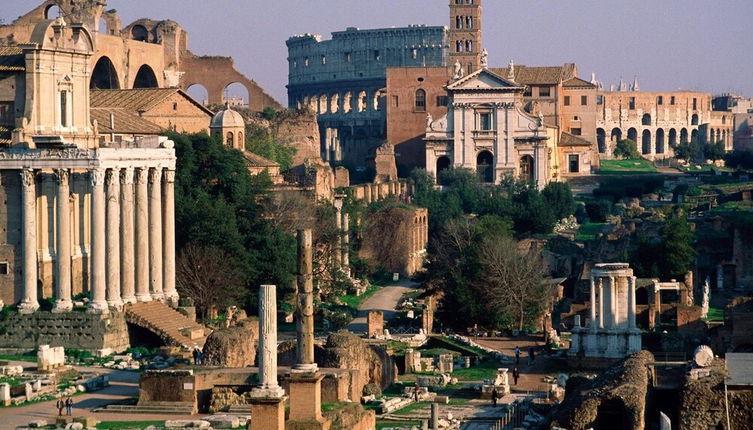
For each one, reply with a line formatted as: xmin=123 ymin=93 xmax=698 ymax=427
xmin=347 ymin=281 xmax=418 ymax=334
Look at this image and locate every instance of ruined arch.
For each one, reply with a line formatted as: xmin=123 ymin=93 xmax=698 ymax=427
xmin=357 ymin=91 xmax=367 ymax=112
xmin=224 ymin=82 xmax=250 ymax=107
xmin=90 ymin=56 xmax=120 ymax=89
xmin=610 ymin=127 xmax=622 ymax=143
xmin=597 ymin=128 xmax=606 ymax=153
xmin=186 ymin=83 xmax=209 ymax=106
xmin=477 ymin=150 xmax=494 ymax=183
xmin=318 ymin=94 xmax=328 ymax=114
xmin=680 ymin=128 xmax=688 ymax=144
xmin=656 ymin=128 xmax=665 ymax=154
xmin=641 ymin=113 xmax=651 ymax=126
xmin=330 ymin=93 xmax=339 ymax=114
xmin=45 ymin=4 xmax=61 ymax=20
xmin=642 ymin=129 xmax=651 ymax=155
xmin=343 ymin=92 xmax=353 ymax=114
xmin=691 ymin=113 xmax=699 ymax=125
xmin=133 ymin=64 xmax=159 ymax=89
xmin=668 ymin=129 xmax=677 ymax=147
xmin=131 ymin=24 xmax=149 ymax=42
xmin=627 ymin=127 xmax=637 ymax=143
xmin=691 ymin=129 xmax=698 ymax=142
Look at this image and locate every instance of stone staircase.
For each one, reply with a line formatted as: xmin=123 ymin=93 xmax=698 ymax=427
xmin=125 ymin=301 xmax=211 ymax=350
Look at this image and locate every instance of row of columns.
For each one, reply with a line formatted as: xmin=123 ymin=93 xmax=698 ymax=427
xmin=588 ymin=275 xmax=637 ymax=331
xmin=19 ymin=166 xmax=177 ymax=314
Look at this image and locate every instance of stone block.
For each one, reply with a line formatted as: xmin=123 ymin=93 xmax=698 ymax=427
xmin=367 ymin=311 xmax=384 ymax=339
xmin=249 ymin=397 xmax=286 ymax=430
xmin=205 ymin=415 xmax=240 ymax=428
xmin=164 ymin=420 xmax=210 ymax=428
xmin=434 ymin=395 xmax=449 ymax=404
xmin=73 ymin=416 xmax=98 ymax=428
xmin=27 ymin=420 xmax=47 ymax=428
xmin=64 ymin=423 xmax=83 ymax=430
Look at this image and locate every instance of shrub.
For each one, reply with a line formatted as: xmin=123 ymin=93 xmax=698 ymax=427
xmin=586 ymin=200 xmax=612 ymax=222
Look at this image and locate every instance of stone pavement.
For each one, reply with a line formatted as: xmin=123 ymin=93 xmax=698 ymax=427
xmin=474 ymin=336 xmax=562 ymax=393
xmin=347 ymin=281 xmax=418 ymax=334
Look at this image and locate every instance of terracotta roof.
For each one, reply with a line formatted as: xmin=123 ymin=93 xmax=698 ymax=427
xmin=243 ymin=151 xmax=279 ymax=167
xmin=0 ymin=125 xmax=12 ymax=144
xmin=0 ymin=46 xmax=25 ymax=72
xmin=491 ymin=65 xmax=566 ymax=85
xmin=559 ymin=131 xmax=592 ymax=147
xmin=91 ymin=108 xmax=163 ymax=135
xmin=90 ymin=88 xmax=213 ymax=115
xmin=563 ymin=77 xmax=597 ymax=89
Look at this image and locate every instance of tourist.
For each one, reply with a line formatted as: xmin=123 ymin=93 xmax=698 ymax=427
xmin=491 ymin=388 xmax=499 ymax=407
xmin=413 ymin=382 xmax=420 ymax=402
xmin=65 ymin=397 xmax=73 ymax=416
xmin=528 ymin=347 xmax=535 ymax=365
xmin=56 ymin=398 xmax=64 ymax=416
xmin=512 ymin=367 xmax=520 ymax=385
xmin=514 ymin=346 xmax=520 ymax=365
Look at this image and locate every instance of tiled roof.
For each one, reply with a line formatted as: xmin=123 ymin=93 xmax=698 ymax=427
xmin=491 ymin=65 xmax=565 ymax=85
xmin=0 ymin=125 xmax=12 ymax=144
xmin=0 ymin=46 xmax=25 ymax=72
xmin=91 ymin=108 xmax=163 ymax=135
xmin=243 ymin=151 xmax=279 ymax=167
xmin=563 ymin=77 xmax=597 ymax=89
xmin=90 ymin=88 xmax=212 ymax=115
xmin=559 ymin=131 xmax=592 ymax=147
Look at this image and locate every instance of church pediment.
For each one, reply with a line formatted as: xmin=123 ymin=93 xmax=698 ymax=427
xmin=447 ymin=68 xmax=522 ymax=92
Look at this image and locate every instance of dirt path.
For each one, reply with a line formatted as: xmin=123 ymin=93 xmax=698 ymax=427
xmin=474 ymin=336 xmax=564 ymax=393
xmin=346 ymin=281 xmax=418 ymax=334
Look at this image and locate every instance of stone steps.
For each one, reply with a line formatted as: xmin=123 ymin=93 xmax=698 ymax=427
xmin=227 ymin=404 xmax=253 ymax=414
xmin=125 ymin=302 xmax=211 ymax=349
xmin=100 ymin=404 xmax=195 ymax=414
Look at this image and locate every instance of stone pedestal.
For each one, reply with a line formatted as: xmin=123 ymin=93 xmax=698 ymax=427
xmin=248 ymin=396 xmax=286 ymax=430
xmin=287 ymin=372 xmax=331 ymax=430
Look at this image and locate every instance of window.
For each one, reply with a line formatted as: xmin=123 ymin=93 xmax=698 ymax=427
xmin=479 ymin=112 xmax=492 ymax=131
xmin=226 ymin=132 xmax=234 ymax=146
xmin=173 ymin=102 xmax=178 ymax=111
xmin=436 ymin=95 xmax=449 ymax=107
xmin=657 ymin=95 xmax=663 ymax=105
xmin=456 ymin=16 xmax=463 ymax=29
xmin=374 ymin=50 xmax=381 ymax=61
xmin=60 ymin=92 xmax=68 ymax=127
xmin=573 ymin=116 xmax=580 ymax=121
xmin=466 ymin=40 xmax=473 ymax=53
xmin=670 ymin=96 xmax=676 ymax=105
xmin=466 ymin=17 xmax=473 ymax=29
xmin=321 ymin=55 xmax=326 ymax=65
xmin=629 ymin=97 xmax=636 ymax=110
xmin=539 ymin=86 xmax=550 ymax=97
xmin=0 ymin=102 xmax=12 ymax=124
xmin=456 ymin=41 xmax=463 ymax=53
xmin=693 ymin=98 xmax=697 ymax=110
xmin=581 ymin=95 xmax=588 ymax=106
xmin=523 ymin=86 xmax=532 ymax=97
xmin=596 ymin=95 xmax=604 ymax=105
xmin=415 ymin=89 xmax=426 ymax=112
xmin=304 ymin=57 xmax=309 ymax=67
xmin=391 ymin=95 xmax=399 ymax=108
xmin=564 ymin=96 xmax=570 ymax=106
xmin=568 ymin=154 xmax=579 ymax=173
xmin=344 ymin=52 xmax=351 ymax=62
xmin=570 ymin=128 xmax=582 ymax=136
xmin=412 ymin=49 xmax=418 ymax=60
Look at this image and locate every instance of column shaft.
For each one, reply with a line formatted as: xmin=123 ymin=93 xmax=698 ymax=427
xmin=256 ymin=285 xmax=283 ymax=395
xmin=628 ymin=276 xmax=637 ymax=329
xmin=105 ymin=169 xmax=122 ymax=309
xmin=598 ymin=278 xmax=604 ymax=329
xmin=19 ymin=169 xmax=39 ymax=314
xmin=134 ymin=168 xmax=151 ymax=302
xmin=609 ymin=276 xmax=617 ymax=328
xmin=162 ymin=169 xmax=178 ymax=304
xmin=295 ymin=230 xmax=316 ymax=369
xmin=342 ymin=213 xmax=350 ymax=270
xmin=53 ymin=169 xmax=72 ymax=312
xmin=88 ymin=169 xmax=108 ymax=313
xmin=120 ymin=168 xmax=136 ymax=304
xmin=589 ymin=277 xmax=596 ymax=329
xmin=148 ymin=168 xmax=164 ymax=300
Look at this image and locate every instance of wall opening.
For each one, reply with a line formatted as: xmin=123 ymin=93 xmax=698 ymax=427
xmin=45 ymin=4 xmax=62 ymax=19
xmin=133 ymin=65 xmax=159 ymax=89
xmin=477 ymin=151 xmax=494 ymax=183
xmin=223 ymin=82 xmax=249 ymax=108
xmin=186 ymin=84 xmax=209 ymax=106
xmin=90 ymin=56 xmax=120 ymax=90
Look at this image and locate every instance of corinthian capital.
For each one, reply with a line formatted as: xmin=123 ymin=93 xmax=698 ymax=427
xmin=106 ymin=169 xmax=119 ymax=187
xmin=89 ymin=169 xmax=105 ymax=187
xmin=135 ymin=168 xmax=149 ymax=185
xmin=120 ymin=167 xmax=134 ymax=185
xmin=20 ymin=169 xmax=36 ymax=187
xmin=54 ymin=169 xmax=70 ymax=186
xmin=148 ymin=168 xmax=162 ymax=184
xmin=163 ymin=169 xmax=176 ymax=184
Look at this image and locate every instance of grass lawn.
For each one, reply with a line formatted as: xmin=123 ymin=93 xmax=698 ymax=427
xmin=576 ymin=222 xmax=609 ymax=241
xmin=338 ymin=284 xmax=380 ymax=310
xmin=95 ymin=422 xmax=165 ymax=430
xmin=0 ymin=354 xmax=37 ymax=363
xmin=450 ymin=358 xmax=500 ymax=382
xmin=599 ymin=159 xmax=657 ymax=174
xmin=711 ymin=200 xmax=753 ymax=212
xmin=705 ymin=307 xmax=724 ymax=322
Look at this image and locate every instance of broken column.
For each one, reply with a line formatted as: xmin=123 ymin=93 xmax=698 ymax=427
xmin=249 ymin=285 xmax=285 ymax=430
xmin=431 ymin=403 xmax=439 ymax=430
xmin=341 ymin=213 xmax=350 ymax=276
xmin=288 ymin=229 xmax=331 ymax=430
xmin=367 ymin=311 xmax=384 ymax=338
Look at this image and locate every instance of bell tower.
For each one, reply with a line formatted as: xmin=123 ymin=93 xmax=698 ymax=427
xmin=448 ymin=0 xmax=483 ymax=76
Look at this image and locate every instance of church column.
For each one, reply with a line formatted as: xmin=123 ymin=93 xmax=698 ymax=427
xmin=148 ymin=168 xmax=164 ymax=300
xmin=87 ymin=169 xmax=108 ymax=314
xmin=53 ymin=169 xmax=73 ymax=313
xmin=162 ymin=169 xmax=178 ymax=305
xmin=120 ymin=168 xmax=136 ymax=304
xmin=19 ymin=169 xmax=39 ymax=314
xmin=105 ymin=169 xmax=122 ymax=309
xmin=134 ymin=168 xmax=151 ymax=302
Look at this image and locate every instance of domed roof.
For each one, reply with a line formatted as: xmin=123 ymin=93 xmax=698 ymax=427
xmin=210 ymin=106 xmax=245 ymax=129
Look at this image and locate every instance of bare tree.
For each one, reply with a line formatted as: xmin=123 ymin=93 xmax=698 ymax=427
xmin=176 ymin=243 xmax=246 ymax=321
xmin=478 ymin=236 xmax=550 ymax=331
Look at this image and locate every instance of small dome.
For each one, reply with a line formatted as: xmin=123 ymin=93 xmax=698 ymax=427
xmin=210 ymin=106 xmax=245 ymax=129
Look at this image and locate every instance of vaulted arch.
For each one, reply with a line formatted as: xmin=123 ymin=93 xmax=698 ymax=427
xmin=133 ymin=65 xmax=159 ymax=89
xmin=90 ymin=56 xmax=120 ymax=90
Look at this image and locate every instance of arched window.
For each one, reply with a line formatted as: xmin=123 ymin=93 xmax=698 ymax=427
xmin=656 ymin=129 xmax=665 ymax=154
xmin=90 ymin=56 xmax=120 ymax=89
xmin=596 ymin=128 xmax=606 ymax=154
xmin=519 ymin=155 xmax=534 ymax=183
xmin=466 ymin=40 xmax=474 ymax=53
xmin=466 ymin=17 xmax=473 ymax=29
xmin=45 ymin=4 xmax=61 ymax=19
xmin=456 ymin=16 xmax=463 ymax=29
xmin=456 ymin=41 xmax=463 ymax=53
xmin=641 ymin=114 xmax=651 ymax=126
xmin=477 ymin=151 xmax=494 ymax=183
xmin=415 ymin=89 xmax=426 ymax=112
xmin=131 ymin=25 xmax=148 ymax=42
xmin=627 ymin=127 xmax=638 ymax=143
xmin=60 ymin=91 xmax=68 ymax=128
xmin=133 ymin=65 xmax=158 ymax=88
xmin=226 ymin=132 xmax=234 ymax=147
xmin=691 ymin=114 xmax=699 ymax=125
xmin=642 ymin=129 xmax=651 ymax=155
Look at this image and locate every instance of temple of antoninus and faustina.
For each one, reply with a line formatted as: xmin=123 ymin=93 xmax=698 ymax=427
xmin=0 ymin=18 xmax=178 ymax=314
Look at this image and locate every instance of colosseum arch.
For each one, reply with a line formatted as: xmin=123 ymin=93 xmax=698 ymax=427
xmin=656 ymin=129 xmax=665 ymax=154
xmin=133 ymin=65 xmax=159 ymax=88
xmin=90 ymin=56 xmax=121 ymax=89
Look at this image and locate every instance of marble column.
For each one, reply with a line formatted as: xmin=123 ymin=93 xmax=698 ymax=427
xmin=628 ymin=276 xmax=637 ymax=329
xmin=334 ymin=200 xmax=342 ymax=268
xmin=597 ymin=278 xmax=604 ymax=329
xmin=120 ymin=168 xmax=136 ymax=304
xmin=295 ymin=229 xmax=317 ymax=371
xmin=134 ymin=168 xmax=151 ymax=302
xmin=162 ymin=169 xmax=178 ymax=305
xmin=342 ymin=213 xmax=350 ymax=271
xmin=252 ymin=285 xmax=285 ymax=398
xmin=105 ymin=169 xmax=123 ymax=309
xmin=88 ymin=169 xmax=108 ymax=314
xmin=19 ymin=169 xmax=39 ymax=314
xmin=589 ymin=278 xmax=596 ymax=330
xmin=148 ymin=168 xmax=164 ymax=301
xmin=609 ymin=276 xmax=617 ymax=328
xmin=53 ymin=169 xmax=73 ymax=313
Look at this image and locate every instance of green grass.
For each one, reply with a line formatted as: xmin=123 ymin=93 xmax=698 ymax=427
xmin=423 ymin=336 xmax=487 ymax=357
xmin=711 ymin=200 xmax=753 ymax=212
xmin=321 ymin=402 xmax=349 ymax=413
xmin=450 ymin=358 xmax=501 ymax=382
xmin=391 ymin=401 xmax=429 ymax=416
xmin=576 ymin=222 xmax=609 ymax=241
xmin=95 ymin=421 xmax=165 ymax=429
xmin=338 ymin=284 xmax=379 ymax=310
xmin=599 ymin=159 xmax=657 ymax=174
xmin=706 ymin=307 xmax=724 ymax=322
xmin=376 ymin=421 xmax=422 ymax=430
xmin=0 ymin=354 xmax=37 ymax=363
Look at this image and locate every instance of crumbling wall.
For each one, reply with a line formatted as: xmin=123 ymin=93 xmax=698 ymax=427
xmin=201 ymin=319 xmax=258 ymax=368
xmin=323 ymin=402 xmax=376 ymax=430
xmin=550 ymin=350 xmax=653 ymax=430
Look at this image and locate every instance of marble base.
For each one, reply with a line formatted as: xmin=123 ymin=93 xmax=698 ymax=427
xmin=18 ymin=300 xmax=40 ymax=314
xmin=250 ymin=386 xmax=286 ymax=399
xmin=86 ymin=300 xmax=109 ymax=315
xmin=51 ymin=300 xmax=73 ymax=313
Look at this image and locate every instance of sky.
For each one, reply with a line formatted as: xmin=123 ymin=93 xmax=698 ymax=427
xmin=3 ymin=0 xmax=752 ymax=105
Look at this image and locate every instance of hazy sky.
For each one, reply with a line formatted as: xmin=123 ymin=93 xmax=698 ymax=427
xmin=4 ymin=0 xmax=751 ymax=104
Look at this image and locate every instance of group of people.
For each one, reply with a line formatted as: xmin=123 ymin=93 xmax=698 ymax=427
xmin=192 ymin=348 xmax=204 ymax=365
xmin=491 ymin=345 xmax=536 ymax=407
xmin=55 ymin=397 xmax=74 ymax=416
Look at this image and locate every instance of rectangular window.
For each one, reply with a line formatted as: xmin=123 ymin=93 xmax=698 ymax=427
xmin=374 ymin=50 xmax=381 ymax=61
xmin=629 ymin=97 xmax=636 ymax=110
xmin=0 ymin=262 xmax=7 ymax=275
xmin=596 ymin=95 xmax=604 ymax=105
xmin=569 ymin=154 xmax=579 ymax=173
xmin=436 ymin=96 xmax=449 ymax=107
xmin=581 ymin=95 xmax=588 ymax=106
xmin=693 ymin=98 xmax=697 ymax=110
xmin=60 ymin=92 xmax=67 ymax=127
xmin=570 ymin=128 xmax=582 ymax=136
xmin=539 ymin=86 xmax=551 ymax=97
xmin=563 ymin=96 xmax=570 ymax=106
xmin=344 ymin=52 xmax=351 ymax=62
xmin=391 ymin=95 xmax=399 ymax=108
xmin=523 ymin=86 xmax=532 ymax=97
xmin=479 ymin=112 xmax=492 ymax=131
xmin=0 ymin=102 xmax=12 ymax=124
xmin=657 ymin=95 xmax=663 ymax=105
xmin=670 ymin=96 xmax=676 ymax=105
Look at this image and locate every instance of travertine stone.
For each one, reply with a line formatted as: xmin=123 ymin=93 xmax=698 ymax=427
xmin=120 ymin=168 xmax=136 ymax=304
xmin=106 ymin=169 xmax=123 ymax=309
xmin=53 ymin=169 xmax=73 ymax=313
xmin=148 ymin=168 xmax=164 ymax=301
xmin=295 ymin=229 xmax=316 ymax=371
xmin=162 ymin=169 xmax=178 ymax=305
xmin=252 ymin=285 xmax=284 ymax=398
xmin=19 ymin=169 xmax=39 ymax=314
xmin=134 ymin=168 xmax=151 ymax=302
xmin=88 ymin=169 xmax=108 ymax=314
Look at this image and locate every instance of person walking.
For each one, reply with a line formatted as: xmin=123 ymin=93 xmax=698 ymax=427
xmin=514 ymin=346 xmax=521 ymax=365
xmin=65 ymin=397 xmax=73 ymax=416
xmin=56 ymin=398 xmax=64 ymax=416
xmin=528 ymin=347 xmax=535 ymax=365
xmin=512 ymin=367 xmax=520 ymax=386
xmin=491 ymin=388 xmax=499 ymax=407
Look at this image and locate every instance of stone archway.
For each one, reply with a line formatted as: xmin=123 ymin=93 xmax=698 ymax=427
xmin=597 ymin=128 xmax=606 ymax=154
xmin=668 ymin=129 xmax=677 ymax=147
xmin=90 ymin=56 xmax=120 ymax=89
xmin=680 ymin=128 xmax=689 ymax=144
xmin=627 ymin=128 xmax=638 ymax=143
xmin=436 ymin=156 xmax=451 ymax=184
xmin=595 ymin=398 xmax=629 ymax=430
xmin=642 ymin=129 xmax=651 ymax=155
xmin=519 ymin=154 xmax=534 ymax=183
xmin=656 ymin=129 xmax=665 ymax=154
xmin=186 ymin=83 xmax=209 ymax=106
xmin=133 ymin=64 xmax=159 ymax=88
xmin=477 ymin=150 xmax=494 ymax=183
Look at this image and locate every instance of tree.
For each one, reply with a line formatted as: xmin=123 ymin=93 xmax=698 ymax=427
xmin=542 ymin=182 xmax=576 ymax=220
xmin=674 ymin=138 xmax=701 ymax=163
xmin=614 ymin=139 xmax=641 ymax=160
xmin=477 ymin=236 xmax=549 ymax=331
xmin=704 ymin=140 xmax=726 ymax=162
xmin=176 ymin=243 xmax=246 ymax=320
xmin=630 ymin=215 xmax=695 ymax=280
